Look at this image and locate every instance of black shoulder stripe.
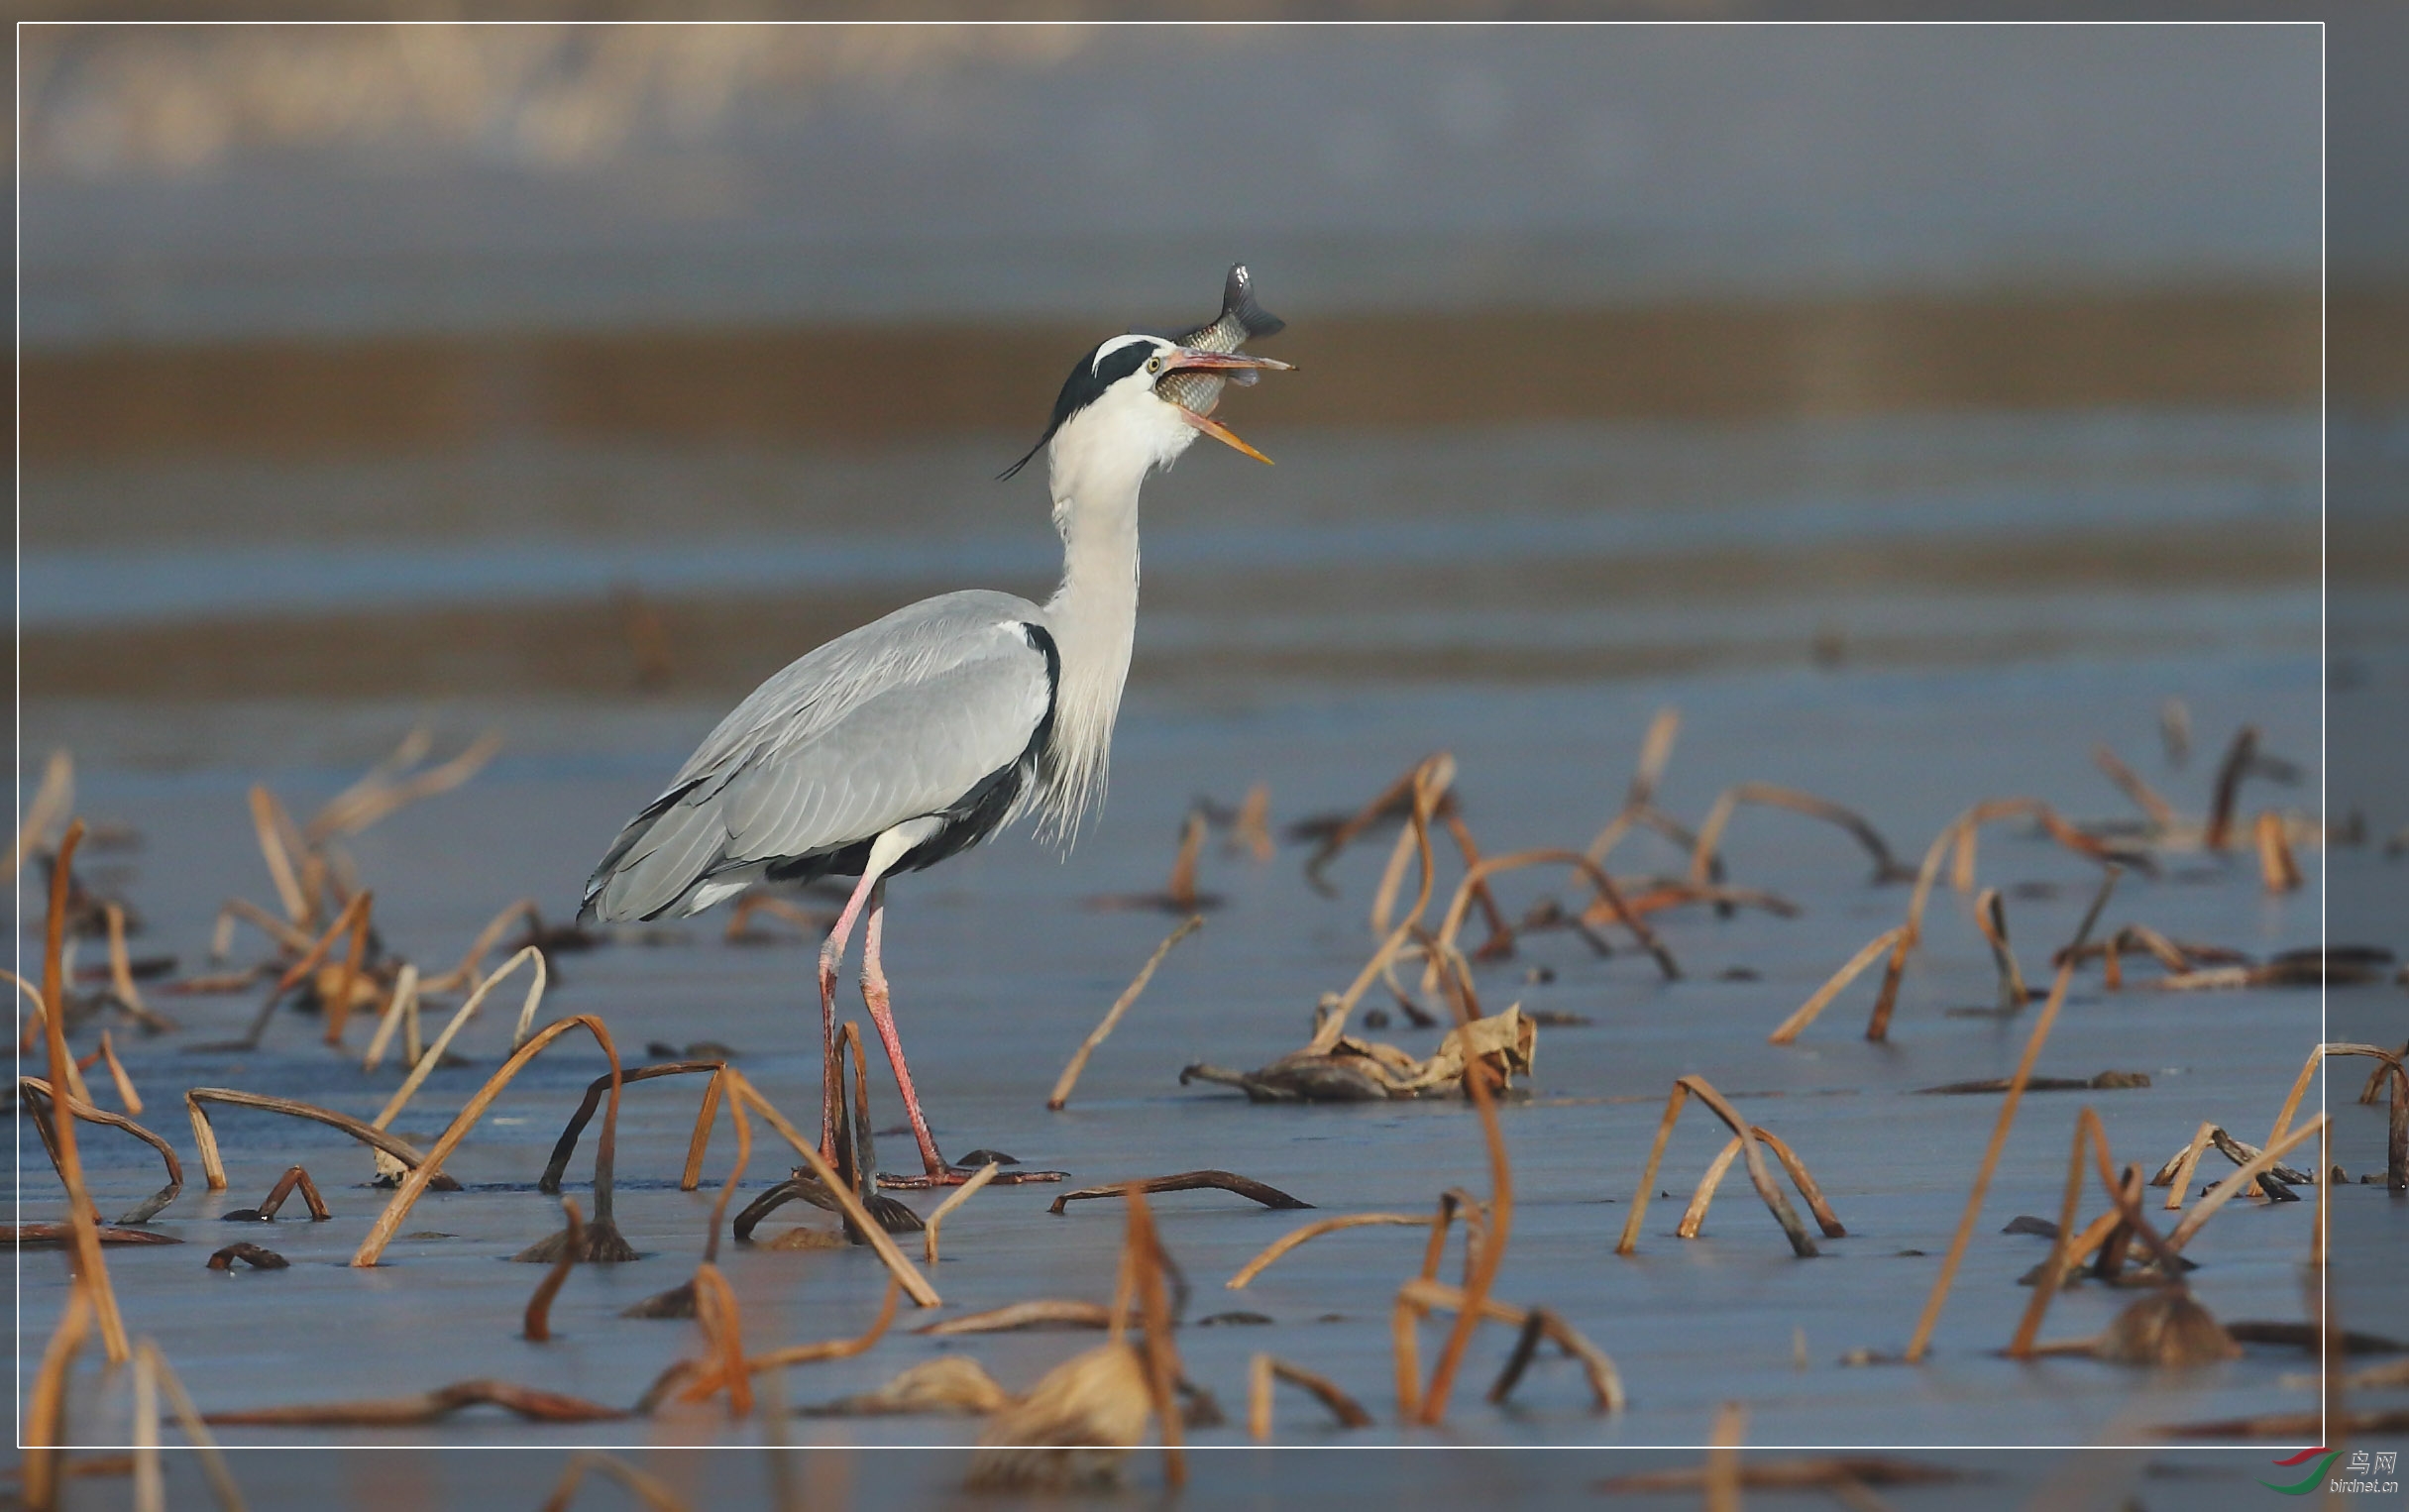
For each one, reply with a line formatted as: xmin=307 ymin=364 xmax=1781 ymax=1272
xmin=1018 ymin=620 xmax=1061 ymax=752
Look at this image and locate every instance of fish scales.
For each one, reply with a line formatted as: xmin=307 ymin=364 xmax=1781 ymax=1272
xmin=1156 ymin=264 xmax=1284 ymax=418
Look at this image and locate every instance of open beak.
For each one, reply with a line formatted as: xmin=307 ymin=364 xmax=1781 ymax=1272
xmin=1163 ymin=348 xmax=1292 ymax=465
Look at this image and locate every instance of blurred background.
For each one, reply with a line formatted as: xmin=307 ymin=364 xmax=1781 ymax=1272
xmin=19 ymin=21 xmax=2366 ymax=774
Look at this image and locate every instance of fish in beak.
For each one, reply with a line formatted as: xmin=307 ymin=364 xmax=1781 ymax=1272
xmin=1160 ymin=347 xmax=1293 ymax=465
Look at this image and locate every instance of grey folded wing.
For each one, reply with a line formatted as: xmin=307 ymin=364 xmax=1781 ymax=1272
xmin=582 ymin=591 xmax=1053 ymax=922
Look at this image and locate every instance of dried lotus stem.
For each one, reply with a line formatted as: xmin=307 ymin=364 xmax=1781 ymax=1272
xmin=1905 ymin=869 xmax=2117 ymax=1362
xmin=1226 ymin=1213 xmax=1425 ymax=1290
xmin=37 ymin=821 xmax=128 ymax=1362
xmin=1048 ymin=915 xmax=1205 ymax=1110
xmin=353 ymin=1014 xmax=623 ymax=1266
xmin=924 ymin=1160 xmax=1000 ymax=1264
xmin=1767 ymin=927 xmax=1906 ymax=1045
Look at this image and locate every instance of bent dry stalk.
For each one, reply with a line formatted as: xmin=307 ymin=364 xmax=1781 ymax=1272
xmin=1616 ymin=1075 xmax=1817 ymax=1258
xmin=1766 ymin=927 xmax=1907 ymax=1045
xmin=185 ymin=1089 xmax=452 ymax=1193
xmin=1868 ymin=801 xmax=2125 ymax=1041
xmin=720 ymin=1071 xmax=940 ymax=1306
xmin=20 ymin=1077 xmax=182 ymax=1224
xmin=523 ymin=1199 xmax=585 ymax=1342
xmin=1049 ymin=1170 xmax=1312 ymax=1215
xmin=1417 ymin=982 xmax=1516 ymax=1426
xmin=1048 ymin=915 xmax=1205 ymax=1110
xmin=1675 ymin=1126 xmax=1846 ymax=1242
xmin=532 ymin=1060 xmax=726 ymax=1194
xmin=1687 ymin=781 xmax=1913 ymax=887
xmin=1248 ymin=1353 xmax=1372 ymax=1440
xmin=1225 ymin=1212 xmax=1426 ymax=1290
xmin=36 ymin=821 xmax=129 ymax=1363
xmin=1904 ymin=868 xmax=2120 ymax=1362
xmin=353 ymin=1013 xmax=626 ymax=1266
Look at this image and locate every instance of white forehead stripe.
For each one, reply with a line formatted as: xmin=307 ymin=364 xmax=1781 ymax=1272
xmin=1091 ymin=333 xmax=1163 ymax=373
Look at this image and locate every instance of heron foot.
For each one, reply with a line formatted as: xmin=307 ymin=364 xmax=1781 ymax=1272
xmin=875 ymin=1164 xmax=1069 ymax=1190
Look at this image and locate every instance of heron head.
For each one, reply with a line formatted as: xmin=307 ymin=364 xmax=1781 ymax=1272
xmin=1000 ymin=333 xmax=1291 ymax=483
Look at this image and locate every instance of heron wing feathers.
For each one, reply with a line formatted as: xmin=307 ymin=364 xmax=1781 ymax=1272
xmin=582 ymin=592 xmax=1050 ymax=922
xmin=716 ymin=646 xmax=1049 ymax=863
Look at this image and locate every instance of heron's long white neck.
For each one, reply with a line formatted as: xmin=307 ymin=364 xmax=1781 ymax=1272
xmin=1035 ymin=417 xmax=1161 ymax=838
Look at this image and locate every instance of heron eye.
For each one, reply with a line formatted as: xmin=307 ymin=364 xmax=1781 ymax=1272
xmin=1147 ymin=355 xmax=1161 ymax=375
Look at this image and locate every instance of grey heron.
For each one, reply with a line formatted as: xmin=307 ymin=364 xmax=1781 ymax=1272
xmin=580 ymin=271 xmax=1290 ymax=1187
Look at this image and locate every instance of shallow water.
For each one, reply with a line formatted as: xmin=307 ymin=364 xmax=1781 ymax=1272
xmin=21 ymin=643 xmax=2391 ymax=1501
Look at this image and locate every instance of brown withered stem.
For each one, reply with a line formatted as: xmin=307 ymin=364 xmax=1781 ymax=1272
xmin=1224 ymin=1212 xmax=1425 ymax=1290
xmin=1418 ymin=976 xmax=1515 ymax=1425
xmin=914 ymin=1299 xmax=1120 ymax=1337
xmin=1766 ymin=927 xmax=1908 ymax=1045
xmin=7 ymin=1223 xmax=181 ymax=1246
xmin=1232 ymin=782 xmax=1274 ymax=862
xmin=1486 ymin=1305 xmax=1625 ymax=1413
xmin=2011 ymin=1107 xmax=2137 ymax=1356
xmin=1676 ymin=1125 xmax=1846 ymax=1242
xmin=1433 ymin=848 xmax=1680 ymax=981
xmin=1048 ymin=916 xmax=1205 ymax=1110
xmin=24 ymin=1284 xmax=94 ymax=1510
xmin=224 ymin=1164 xmax=329 ymax=1223
xmin=19 ymin=1077 xmax=182 ymax=1224
xmin=524 ymin=1199 xmax=585 ymax=1342
xmin=1123 ymin=1187 xmax=1186 ymax=1487
xmin=1688 ymin=782 xmax=1915 ymax=887
xmin=923 ymin=1160 xmax=999 ymax=1265
xmin=1705 ymin=1401 xmax=1747 ymax=1512
xmin=306 ymin=728 xmax=500 ymax=847
xmin=205 ymin=1242 xmax=286 ymax=1271
xmin=1595 ymin=1457 xmax=1964 ymax=1494
xmin=1298 ymin=755 xmax=1442 ymax=893
xmin=724 ymin=888 xmax=828 ymax=943
xmin=1904 ymin=869 xmax=2119 ymax=1362
xmin=1868 ymin=802 xmax=2129 ymax=1041
xmin=131 ymin=1339 xmax=247 ymax=1512
xmin=676 ymin=1262 xmax=753 ymax=1416
xmin=2255 ymin=810 xmax=2305 ymax=892
xmin=248 ymin=785 xmax=311 ymax=924
xmin=1049 ymin=1170 xmax=1312 ymax=1215
xmin=720 ymin=1071 xmax=940 ymax=1305
xmin=37 ymin=821 xmax=129 ymax=1363
xmin=419 ymin=898 xmax=540 ymax=993
xmin=538 ymin=1451 xmax=691 ymax=1512
xmin=1975 ymin=888 xmax=2032 ymax=1010
xmin=1618 ymin=1076 xmax=1816 ymax=1258
xmin=1249 ymin=1352 xmax=1372 ymax=1440
xmin=323 ymin=889 xmax=374 ymax=1045
xmin=2164 ymin=1116 xmax=2328 ymax=1254
xmin=1583 ymin=706 xmax=1682 ymax=864
xmin=356 ymin=1014 xmax=628 ymax=1266
xmin=2093 ymin=742 xmax=2179 ymax=831
xmin=184 ymin=1089 xmax=453 ymax=1195
xmin=2202 ymin=724 xmax=2258 ymax=850
xmin=95 ymin=1027 xmax=144 ymax=1115
xmin=747 ymin=1279 xmax=900 ymax=1372
xmin=535 ymin=1061 xmax=725 ymax=1194
xmin=13 ymin=747 xmax=74 ymax=875
xmin=1392 ymin=1279 xmax=1623 ymax=1415
xmin=208 ymin=1379 xmax=626 ymax=1428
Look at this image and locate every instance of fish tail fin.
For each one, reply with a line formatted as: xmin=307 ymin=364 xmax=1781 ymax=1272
xmin=1221 ymin=264 xmax=1285 ymax=340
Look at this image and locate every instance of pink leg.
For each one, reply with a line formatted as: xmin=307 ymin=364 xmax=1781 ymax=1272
xmin=817 ymin=869 xmax=882 ymax=1164
xmin=859 ymin=882 xmax=951 ymax=1178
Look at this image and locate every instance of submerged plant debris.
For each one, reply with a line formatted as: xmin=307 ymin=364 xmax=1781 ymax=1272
xmin=12 ymin=663 xmax=2371 ymax=1482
